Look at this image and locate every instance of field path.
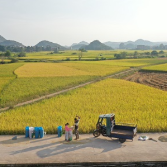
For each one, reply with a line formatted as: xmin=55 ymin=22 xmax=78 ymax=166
xmin=0 ymin=68 xmax=138 ymax=112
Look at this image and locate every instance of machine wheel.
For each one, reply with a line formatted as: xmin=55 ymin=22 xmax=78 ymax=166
xmin=101 ymin=129 xmax=107 ymax=136
xmin=119 ymin=138 xmax=126 ymax=143
xmin=93 ymin=130 xmax=100 ymax=137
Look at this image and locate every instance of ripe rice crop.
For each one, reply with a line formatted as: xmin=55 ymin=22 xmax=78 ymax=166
xmin=24 ymin=51 xmax=167 ymax=61
xmin=0 ymin=63 xmax=22 ymax=77
xmin=1 ymin=59 xmax=167 ymax=108
xmin=142 ymin=63 xmax=167 ymax=72
xmin=15 ymin=62 xmax=129 ymax=77
xmin=0 ymin=63 xmax=23 ymax=93
xmin=78 ymin=59 xmax=167 ymax=67
xmin=0 ymin=75 xmax=96 ymax=107
xmin=0 ymin=62 xmax=129 ymax=107
xmin=0 ymin=79 xmax=166 ymax=134
xmin=62 ymin=62 xmax=129 ymax=76
xmin=0 ymin=77 xmax=13 ymax=92
xmin=15 ymin=63 xmax=91 ymax=77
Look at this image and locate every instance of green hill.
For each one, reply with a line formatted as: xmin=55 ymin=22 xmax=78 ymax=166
xmin=35 ymin=40 xmax=66 ymax=50
xmin=0 ymin=35 xmax=6 ymax=43
xmin=85 ymin=40 xmax=113 ymax=50
xmin=0 ymin=40 xmax=24 ymax=47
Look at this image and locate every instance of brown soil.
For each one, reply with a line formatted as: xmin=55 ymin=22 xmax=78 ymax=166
xmin=125 ymin=72 xmax=167 ymax=91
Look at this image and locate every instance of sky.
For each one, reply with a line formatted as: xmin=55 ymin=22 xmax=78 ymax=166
xmin=0 ymin=0 xmax=167 ymax=46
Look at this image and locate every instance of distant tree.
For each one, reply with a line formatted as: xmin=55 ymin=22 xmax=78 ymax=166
xmin=10 ymin=58 xmax=18 ymax=63
xmin=120 ymin=52 xmax=127 ymax=58
xmin=151 ymin=50 xmax=158 ymax=57
xmin=159 ymin=44 xmax=165 ymax=50
xmin=0 ymin=45 xmax=5 ymax=52
xmin=78 ymin=48 xmax=85 ymax=60
xmin=119 ymin=43 xmax=125 ymax=49
xmin=54 ymin=47 xmax=59 ymax=53
xmin=144 ymin=52 xmax=150 ymax=55
xmin=18 ymin=52 xmax=26 ymax=57
xmin=5 ymin=50 xmax=11 ymax=57
xmin=34 ymin=46 xmax=42 ymax=52
xmin=25 ymin=46 xmax=34 ymax=52
xmin=153 ymin=50 xmax=158 ymax=54
xmin=114 ymin=54 xmax=121 ymax=59
xmin=46 ymin=46 xmax=51 ymax=51
xmin=133 ymin=51 xmax=138 ymax=58
xmin=159 ymin=50 xmax=164 ymax=54
xmin=114 ymin=52 xmax=127 ymax=59
xmin=0 ymin=53 xmax=5 ymax=63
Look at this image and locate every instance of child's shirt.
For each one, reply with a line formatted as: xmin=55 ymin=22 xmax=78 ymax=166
xmin=65 ymin=125 xmax=71 ymax=131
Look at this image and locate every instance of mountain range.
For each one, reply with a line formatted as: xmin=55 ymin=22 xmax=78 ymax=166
xmin=104 ymin=39 xmax=167 ymax=49
xmin=84 ymin=40 xmax=112 ymax=50
xmin=35 ymin=40 xmax=66 ymax=50
xmin=1 ymin=34 xmax=167 ymax=50
xmin=70 ymin=41 xmax=89 ymax=50
xmin=0 ymin=35 xmax=24 ymax=47
xmin=0 ymin=35 xmax=6 ymax=43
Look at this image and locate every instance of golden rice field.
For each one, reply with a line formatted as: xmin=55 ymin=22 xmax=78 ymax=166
xmin=0 ymin=63 xmax=23 ymax=92
xmin=24 ymin=50 xmax=167 ymax=61
xmin=15 ymin=62 xmax=129 ymax=77
xmin=76 ymin=59 xmax=167 ymax=67
xmin=0 ymin=79 xmax=167 ymax=134
xmin=0 ymin=58 xmax=167 ymax=108
xmin=0 ymin=76 xmax=96 ymax=107
xmin=15 ymin=63 xmax=91 ymax=77
xmin=15 ymin=62 xmax=128 ymax=77
xmin=0 ymin=63 xmax=22 ymax=77
xmin=142 ymin=63 xmax=167 ymax=72
xmin=0 ymin=62 xmax=128 ymax=107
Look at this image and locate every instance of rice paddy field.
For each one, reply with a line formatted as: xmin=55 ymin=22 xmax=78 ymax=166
xmin=1 ymin=57 xmax=167 ymax=108
xmin=0 ymin=79 xmax=167 ymax=134
xmin=141 ymin=63 xmax=167 ymax=72
xmin=21 ymin=50 xmax=167 ymax=61
xmin=0 ymin=61 xmax=130 ymax=107
xmin=0 ymin=52 xmax=167 ymax=134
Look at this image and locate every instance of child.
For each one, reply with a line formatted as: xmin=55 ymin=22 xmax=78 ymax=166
xmin=65 ymin=123 xmax=72 ymax=141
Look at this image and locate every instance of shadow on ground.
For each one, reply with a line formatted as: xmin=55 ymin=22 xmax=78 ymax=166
xmin=0 ymin=136 xmax=57 ymax=145
xmin=10 ymin=137 xmax=125 ymax=158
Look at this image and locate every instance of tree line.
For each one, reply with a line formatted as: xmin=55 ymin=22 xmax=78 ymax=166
xmin=114 ymin=50 xmax=165 ymax=59
xmin=0 ymin=50 xmax=26 ymax=63
xmin=0 ymin=45 xmax=57 ymax=52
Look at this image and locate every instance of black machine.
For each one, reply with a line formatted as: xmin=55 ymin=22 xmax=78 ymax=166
xmin=93 ymin=114 xmax=137 ymax=143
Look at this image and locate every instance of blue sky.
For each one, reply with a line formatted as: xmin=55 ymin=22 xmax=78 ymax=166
xmin=0 ymin=0 xmax=167 ymax=46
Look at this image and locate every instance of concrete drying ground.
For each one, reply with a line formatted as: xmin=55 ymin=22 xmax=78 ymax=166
xmin=0 ymin=133 xmax=167 ymax=165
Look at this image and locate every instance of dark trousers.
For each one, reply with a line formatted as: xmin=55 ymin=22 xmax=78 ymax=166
xmin=74 ymin=129 xmax=79 ymax=139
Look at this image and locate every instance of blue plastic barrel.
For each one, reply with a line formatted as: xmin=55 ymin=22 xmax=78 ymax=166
xmin=39 ymin=127 xmax=44 ymax=138
xmin=57 ymin=126 xmax=62 ymax=137
xmin=25 ymin=126 xmax=29 ymax=138
xmin=35 ymin=127 xmax=40 ymax=139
